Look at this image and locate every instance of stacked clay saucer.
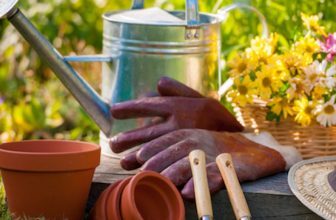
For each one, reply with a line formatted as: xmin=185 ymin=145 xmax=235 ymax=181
xmin=90 ymin=171 xmax=184 ymax=220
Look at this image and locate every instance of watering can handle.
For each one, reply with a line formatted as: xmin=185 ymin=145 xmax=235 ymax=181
xmin=217 ymin=3 xmax=268 ymax=38
xmin=217 ymin=3 xmax=269 ymax=97
xmin=131 ymin=0 xmax=200 ymax=27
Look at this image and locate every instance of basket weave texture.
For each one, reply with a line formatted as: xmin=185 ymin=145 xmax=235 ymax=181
xmin=235 ymin=103 xmax=336 ymax=159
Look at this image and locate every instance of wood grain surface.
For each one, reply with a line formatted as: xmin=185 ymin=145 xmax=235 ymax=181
xmin=87 ymin=155 xmax=323 ymax=220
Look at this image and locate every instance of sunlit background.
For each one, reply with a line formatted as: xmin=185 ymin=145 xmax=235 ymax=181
xmin=0 ymin=0 xmax=335 ymax=217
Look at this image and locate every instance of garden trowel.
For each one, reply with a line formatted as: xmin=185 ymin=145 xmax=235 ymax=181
xmin=216 ymin=153 xmax=252 ymax=220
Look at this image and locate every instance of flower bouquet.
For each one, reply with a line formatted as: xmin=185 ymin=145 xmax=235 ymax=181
xmin=224 ymin=14 xmax=336 ymax=158
xmin=226 ymin=13 xmax=336 ymax=127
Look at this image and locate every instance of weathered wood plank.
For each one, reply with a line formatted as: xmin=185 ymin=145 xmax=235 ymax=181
xmin=93 ymin=155 xmax=136 ymax=183
xmin=87 ymin=155 xmax=322 ymax=219
xmin=241 ymin=172 xmax=291 ymax=195
xmin=184 ymin=191 xmax=322 ymax=220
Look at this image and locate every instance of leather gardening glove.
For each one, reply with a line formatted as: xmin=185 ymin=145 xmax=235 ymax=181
xmin=110 ymin=76 xmax=244 ymax=153
xmin=122 ymin=129 xmax=302 ymax=199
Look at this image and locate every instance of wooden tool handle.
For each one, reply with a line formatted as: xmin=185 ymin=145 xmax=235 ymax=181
xmin=216 ymin=153 xmax=251 ymax=220
xmin=189 ymin=150 xmax=213 ymax=219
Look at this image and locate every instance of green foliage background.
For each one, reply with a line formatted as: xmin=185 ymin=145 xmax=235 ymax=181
xmin=0 ymin=0 xmax=335 ymax=217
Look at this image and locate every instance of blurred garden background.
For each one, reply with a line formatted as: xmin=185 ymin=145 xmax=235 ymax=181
xmin=1 ymin=0 xmax=336 ymax=217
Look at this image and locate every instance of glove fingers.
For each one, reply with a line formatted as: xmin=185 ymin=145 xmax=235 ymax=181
xmin=160 ymin=157 xmax=192 ymax=186
xmin=141 ymin=139 xmax=196 ymax=172
xmin=110 ymin=120 xmax=175 ymax=153
xmin=157 ymin=76 xmax=203 ymax=98
xmin=111 ymin=97 xmax=170 ymax=119
xmin=136 ymin=130 xmax=189 ymax=163
xmin=120 ymin=150 xmax=142 ymax=170
xmin=181 ymin=162 xmax=224 ymax=200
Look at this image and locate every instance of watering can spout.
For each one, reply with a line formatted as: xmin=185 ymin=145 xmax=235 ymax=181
xmin=2 ymin=6 xmax=113 ymax=136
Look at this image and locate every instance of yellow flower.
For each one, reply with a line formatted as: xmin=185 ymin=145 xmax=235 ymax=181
xmin=301 ymin=13 xmax=326 ymax=36
xmin=268 ymin=54 xmax=290 ymax=81
xmin=312 ymin=84 xmax=328 ymax=100
xmin=255 ymin=65 xmax=282 ymax=99
xmin=250 ymin=33 xmax=278 ymax=55
xmin=293 ymin=97 xmax=316 ymax=126
xmin=228 ymin=53 xmax=254 ymax=77
xmin=227 ymin=76 xmax=255 ymax=106
xmin=316 ymin=95 xmax=336 ymax=126
xmin=281 ymin=50 xmax=311 ymax=76
xmin=293 ymin=36 xmax=320 ymax=55
xmin=268 ymin=97 xmax=294 ymax=119
xmin=246 ymin=33 xmax=278 ymax=65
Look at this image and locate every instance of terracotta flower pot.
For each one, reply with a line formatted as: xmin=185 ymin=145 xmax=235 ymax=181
xmin=0 ymin=140 xmax=100 ymax=220
xmin=121 ymin=171 xmax=184 ymax=220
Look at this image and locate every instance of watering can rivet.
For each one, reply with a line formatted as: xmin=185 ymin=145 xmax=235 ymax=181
xmin=194 ymin=32 xmax=200 ymax=39
xmin=186 ymin=32 xmax=192 ymax=39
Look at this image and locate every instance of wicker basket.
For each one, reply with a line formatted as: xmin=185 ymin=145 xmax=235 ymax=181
xmin=235 ymin=102 xmax=336 ymax=159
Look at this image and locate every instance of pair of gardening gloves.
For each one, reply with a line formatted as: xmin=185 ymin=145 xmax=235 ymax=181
xmin=109 ymin=77 xmax=301 ymax=199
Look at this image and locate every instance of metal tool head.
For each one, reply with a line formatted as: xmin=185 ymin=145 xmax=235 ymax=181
xmin=0 ymin=0 xmax=18 ymax=19
xmin=200 ymin=215 xmax=213 ymax=220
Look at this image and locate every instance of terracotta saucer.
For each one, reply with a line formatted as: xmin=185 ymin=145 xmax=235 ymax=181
xmin=121 ymin=171 xmax=185 ymax=220
xmin=89 ymin=180 xmax=122 ymax=220
xmin=90 ymin=171 xmax=184 ymax=220
xmin=106 ymin=177 xmax=132 ymax=220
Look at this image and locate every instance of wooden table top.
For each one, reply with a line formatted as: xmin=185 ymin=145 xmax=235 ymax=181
xmin=88 ymin=154 xmax=322 ymax=220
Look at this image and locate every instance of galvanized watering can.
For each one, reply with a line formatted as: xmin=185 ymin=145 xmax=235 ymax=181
xmin=0 ymin=0 xmax=267 ymax=157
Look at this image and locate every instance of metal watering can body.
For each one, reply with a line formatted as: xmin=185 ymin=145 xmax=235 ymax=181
xmin=0 ymin=0 xmax=267 ymax=157
xmin=98 ymin=3 xmax=223 ymax=156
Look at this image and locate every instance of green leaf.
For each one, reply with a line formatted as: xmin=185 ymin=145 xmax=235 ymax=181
xmin=266 ymin=111 xmax=281 ymax=122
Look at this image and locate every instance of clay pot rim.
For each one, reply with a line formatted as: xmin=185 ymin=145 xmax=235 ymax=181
xmin=122 ymin=171 xmax=185 ymax=220
xmin=106 ymin=177 xmax=132 ymax=220
xmin=0 ymin=140 xmax=100 ymax=171
xmin=91 ymin=179 xmax=123 ymax=220
xmin=0 ymin=140 xmax=99 ymax=155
